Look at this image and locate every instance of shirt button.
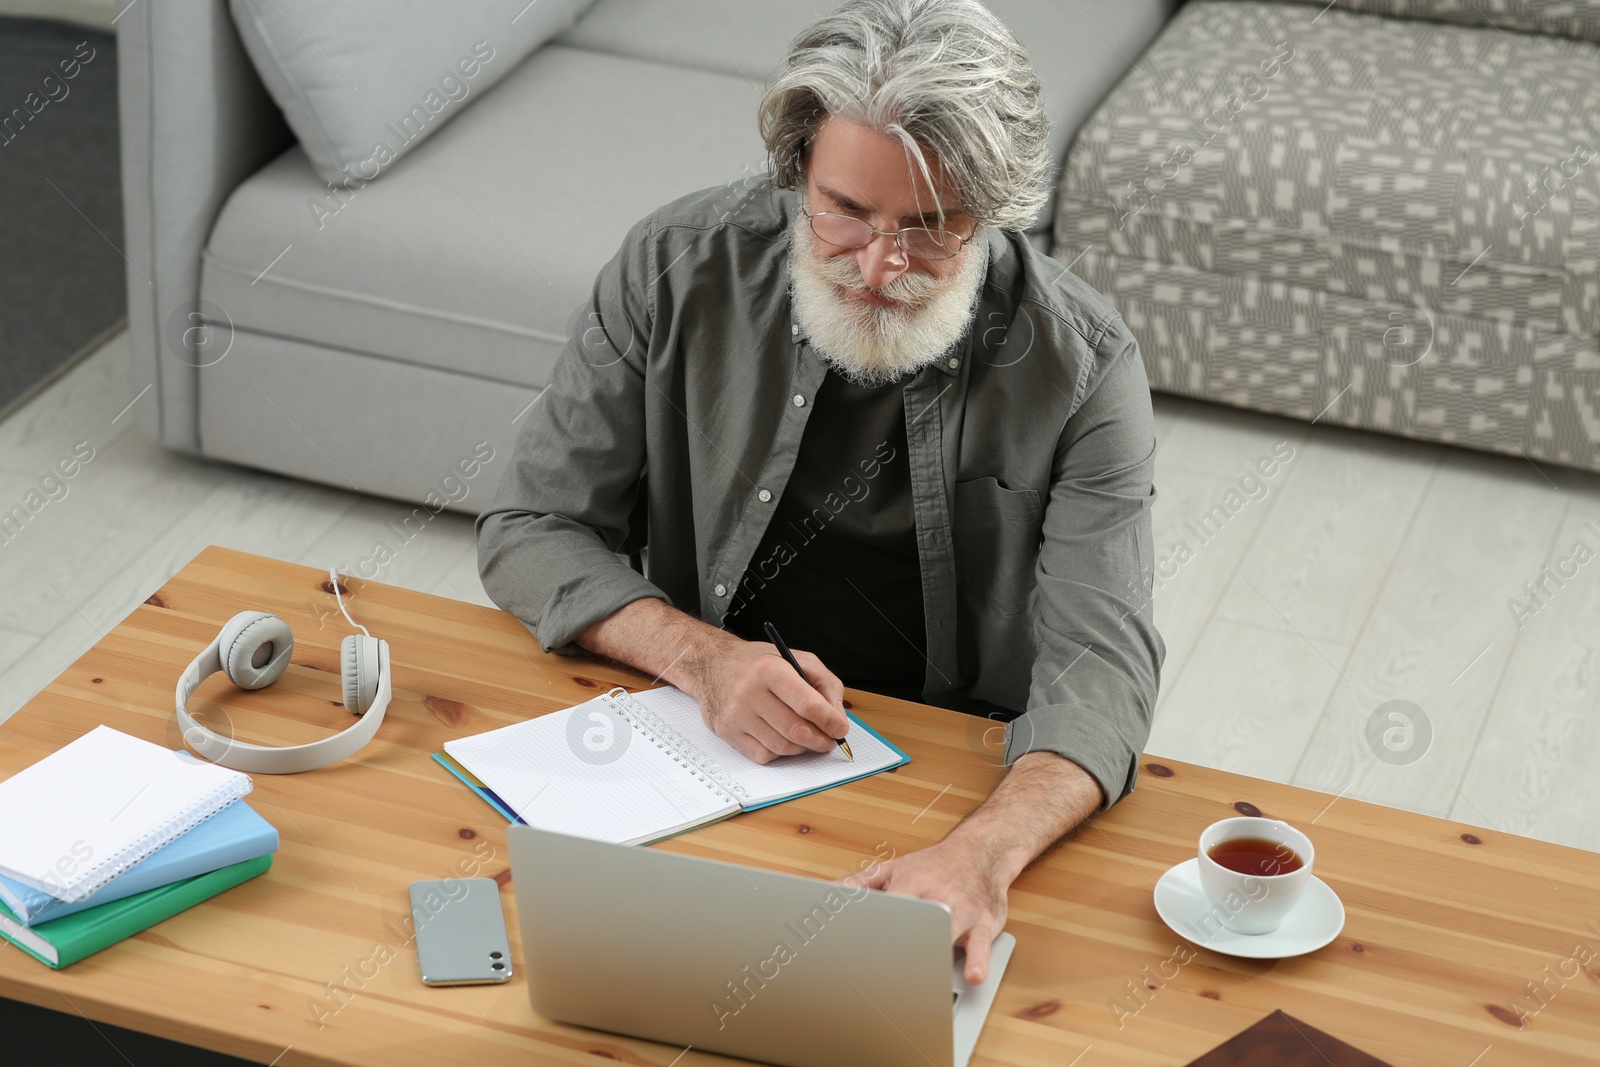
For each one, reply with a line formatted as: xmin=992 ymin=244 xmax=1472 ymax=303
xmin=757 ymin=488 xmax=772 ymax=502
xmin=713 ymin=583 xmax=727 ymax=597
xmin=793 ymin=394 xmax=806 ymax=407
xmin=791 ymin=324 xmax=799 ymax=337
xmin=948 ymin=356 xmax=960 ymax=369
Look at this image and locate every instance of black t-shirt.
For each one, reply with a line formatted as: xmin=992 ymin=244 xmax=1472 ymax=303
xmin=723 ymin=368 xmax=927 ymax=701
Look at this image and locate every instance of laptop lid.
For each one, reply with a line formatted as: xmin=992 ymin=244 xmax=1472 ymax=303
xmin=509 ymin=825 xmax=957 ymax=1067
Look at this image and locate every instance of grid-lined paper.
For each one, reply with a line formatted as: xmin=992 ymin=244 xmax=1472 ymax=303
xmin=0 ymin=726 xmax=252 ymax=902
xmin=629 ymin=687 xmax=906 ymax=807
xmin=443 ymin=695 xmax=737 ymax=846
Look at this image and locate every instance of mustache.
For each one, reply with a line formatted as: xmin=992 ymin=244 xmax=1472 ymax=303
xmin=805 ymin=246 xmax=953 ymax=306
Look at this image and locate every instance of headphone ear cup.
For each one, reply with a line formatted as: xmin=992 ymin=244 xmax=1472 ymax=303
xmin=341 ymin=634 xmax=380 ymax=715
xmin=220 ymin=612 xmax=294 ymax=690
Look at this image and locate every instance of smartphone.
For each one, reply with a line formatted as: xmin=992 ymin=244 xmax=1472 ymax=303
xmin=409 ymin=877 xmax=513 ymax=986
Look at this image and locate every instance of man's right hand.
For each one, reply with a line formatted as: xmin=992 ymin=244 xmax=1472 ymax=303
xmin=576 ymin=598 xmax=851 ymax=764
xmin=689 ymin=637 xmax=851 ymax=764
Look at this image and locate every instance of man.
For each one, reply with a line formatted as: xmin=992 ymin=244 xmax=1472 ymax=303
xmin=478 ymin=0 xmax=1164 ymax=984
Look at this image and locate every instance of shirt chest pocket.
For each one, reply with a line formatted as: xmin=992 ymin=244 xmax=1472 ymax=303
xmin=952 ymin=477 xmax=1044 ymax=617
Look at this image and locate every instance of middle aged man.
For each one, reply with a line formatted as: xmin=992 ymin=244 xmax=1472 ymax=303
xmin=478 ymin=0 xmax=1165 ymax=984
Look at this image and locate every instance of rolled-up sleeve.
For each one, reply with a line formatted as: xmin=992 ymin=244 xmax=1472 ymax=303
xmin=476 ymin=216 xmax=670 ymax=654
xmin=1004 ymin=323 xmax=1165 ymax=809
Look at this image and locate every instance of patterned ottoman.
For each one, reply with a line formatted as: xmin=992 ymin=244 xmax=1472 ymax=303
xmin=1053 ymin=0 xmax=1600 ymax=469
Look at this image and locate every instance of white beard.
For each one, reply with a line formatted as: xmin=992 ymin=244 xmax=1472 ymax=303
xmin=788 ymin=194 xmax=986 ymax=388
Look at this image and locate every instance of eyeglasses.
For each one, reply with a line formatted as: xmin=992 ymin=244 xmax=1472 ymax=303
xmin=802 ymin=208 xmax=975 ymax=261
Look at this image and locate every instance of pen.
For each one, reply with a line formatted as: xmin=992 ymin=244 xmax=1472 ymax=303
xmin=763 ymin=621 xmax=853 ymax=761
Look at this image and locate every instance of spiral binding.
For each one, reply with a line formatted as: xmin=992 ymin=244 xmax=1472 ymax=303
xmin=61 ymin=778 xmax=251 ymax=902
xmin=602 ymin=687 xmax=748 ymax=805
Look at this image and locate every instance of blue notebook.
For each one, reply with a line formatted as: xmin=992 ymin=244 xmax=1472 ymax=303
xmin=0 ymin=800 xmax=278 ymax=926
xmin=433 ymin=752 xmax=524 ymax=825
xmin=438 ymin=685 xmax=909 ymax=845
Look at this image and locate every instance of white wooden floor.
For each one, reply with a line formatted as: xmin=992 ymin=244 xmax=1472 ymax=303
xmin=3 ymin=329 xmax=1596 ymax=853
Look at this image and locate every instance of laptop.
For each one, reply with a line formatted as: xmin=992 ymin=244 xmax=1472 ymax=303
xmin=508 ymin=825 xmax=1015 ymax=1067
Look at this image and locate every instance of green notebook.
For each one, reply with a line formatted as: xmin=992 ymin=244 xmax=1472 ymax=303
xmin=0 ymin=853 xmax=272 ymax=969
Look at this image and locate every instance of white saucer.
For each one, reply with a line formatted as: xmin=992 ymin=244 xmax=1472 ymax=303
xmin=1152 ymin=857 xmax=1345 ymax=959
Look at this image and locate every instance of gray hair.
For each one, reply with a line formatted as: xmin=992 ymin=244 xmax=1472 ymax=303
xmin=758 ymin=0 xmax=1051 ymax=232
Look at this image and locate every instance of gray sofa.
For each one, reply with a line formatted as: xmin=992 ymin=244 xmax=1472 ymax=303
xmin=117 ymin=0 xmax=1179 ymax=513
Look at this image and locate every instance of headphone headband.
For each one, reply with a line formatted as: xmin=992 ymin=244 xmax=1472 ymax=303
xmin=174 ymin=581 xmax=392 ymax=773
xmin=175 ymin=642 xmax=390 ymax=774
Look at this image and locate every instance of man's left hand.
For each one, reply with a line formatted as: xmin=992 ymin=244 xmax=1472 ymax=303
xmin=848 ymin=754 xmax=1106 ymax=986
xmin=853 ymin=837 xmax=1009 ymax=985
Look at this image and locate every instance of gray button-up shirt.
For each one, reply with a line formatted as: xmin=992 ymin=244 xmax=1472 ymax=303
xmin=477 ymin=176 xmax=1165 ymax=810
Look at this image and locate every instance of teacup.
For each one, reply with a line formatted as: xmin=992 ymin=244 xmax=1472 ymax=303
xmin=1192 ymin=817 xmax=1314 ymax=937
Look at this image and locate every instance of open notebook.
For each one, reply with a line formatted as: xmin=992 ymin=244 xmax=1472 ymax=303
xmin=439 ymin=686 xmax=908 ymax=845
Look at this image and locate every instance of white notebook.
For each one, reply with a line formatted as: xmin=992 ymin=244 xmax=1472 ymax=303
xmin=0 ymin=725 xmax=253 ymax=903
xmin=442 ymin=686 xmax=908 ymax=846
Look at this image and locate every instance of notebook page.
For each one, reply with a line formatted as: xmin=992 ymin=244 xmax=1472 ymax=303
xmin=443 ymin=696 xmax=737 ymax=846
xmin=628 ymin=687 xmax=904 ymax=807
xmin=0 ymin=725 xmax=252 ymax=902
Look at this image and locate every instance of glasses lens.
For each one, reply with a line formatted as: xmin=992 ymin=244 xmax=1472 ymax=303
xmin=810 ymin=213 xmax=872 ymax=249
xmin=902 ymin=228 xmax=962 ymax=260
xmin=812 ymin=212 xmax=876 ymax=247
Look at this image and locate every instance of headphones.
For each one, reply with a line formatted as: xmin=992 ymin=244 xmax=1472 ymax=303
xmin=174 ymin=569 xmax=392 ymax=773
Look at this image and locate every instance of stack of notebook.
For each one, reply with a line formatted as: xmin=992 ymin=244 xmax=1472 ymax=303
xmin=0 ymin=725 xmax=278 ymax=969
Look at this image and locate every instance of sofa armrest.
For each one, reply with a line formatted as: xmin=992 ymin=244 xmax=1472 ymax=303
xmin=117 ymin=0 xmax=294 ymax=452
xmin=988 ymin=0 xmax=1183 ymax=237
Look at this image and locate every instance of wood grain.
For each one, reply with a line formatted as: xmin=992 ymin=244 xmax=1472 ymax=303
xmin=1212 ymin=423 xmax=1438 ymax=645
xmin=1148 ymin=464 xmax=1287 ymax=715
xmin=1146 ymin=618 xmax=1347 ymax=778
xmin=1293 ymin=450 xmax=1569 ymax=817
xmin=1 ymin=546 xmax=1597 ymax=1067
xmin=1455 ymin=498 xmax=1600 ymax=852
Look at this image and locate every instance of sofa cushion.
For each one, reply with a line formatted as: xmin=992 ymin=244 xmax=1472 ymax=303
xmin=1053 ymin=0 xmax=1600 ymax=468
xmin=557 ymin=0 xmax=1176 ymax=236
xmin=555 ymin=0 xmax=829 ymax=82
xmin=228 ymin=0 xmax=596 ymax=185
xmin=1255 ymin=0 xmax=1600 ymax=45
xmin=200 ymin=46 xmax=766 ymax=390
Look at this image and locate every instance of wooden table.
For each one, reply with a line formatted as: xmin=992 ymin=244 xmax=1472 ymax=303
xmin=1 ymin=546 xmax=1596 ymax=1066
